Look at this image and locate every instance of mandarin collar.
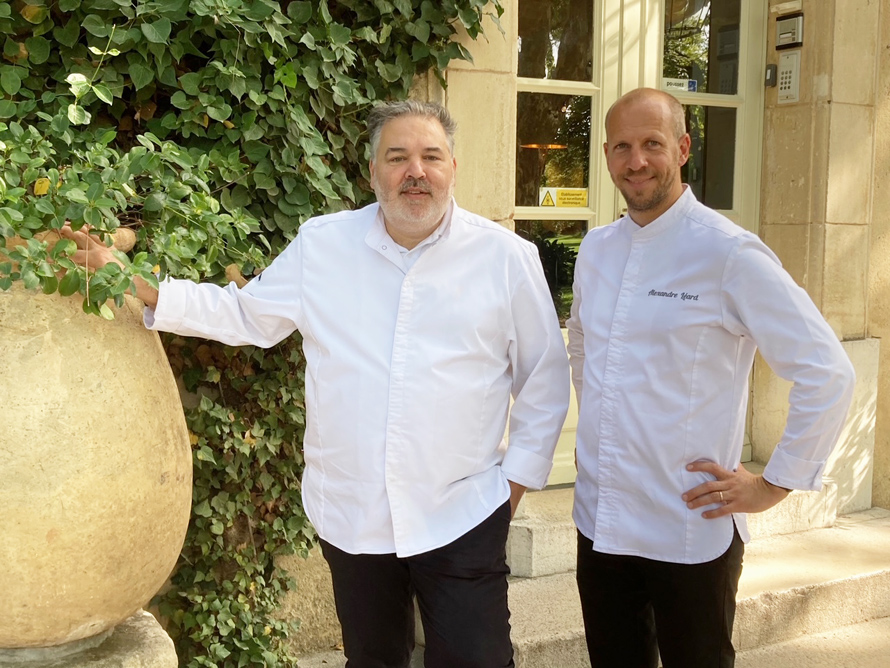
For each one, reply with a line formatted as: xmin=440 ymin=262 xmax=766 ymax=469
xmin=623 ymin=186 xmax=696 ymax=239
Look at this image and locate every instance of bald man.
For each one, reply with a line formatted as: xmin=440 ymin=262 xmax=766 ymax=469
xmin=566 ymin=88 xmax=855 ymax=667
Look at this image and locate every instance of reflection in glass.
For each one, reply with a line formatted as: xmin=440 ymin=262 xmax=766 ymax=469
xmin=516 ymin=93 xmax=591 ymax=207
xmin=684 ymin=105 xmax=736 ymax=210
xmin=663 ymin=0 xmax=740 ymax=95
xmin=515 ymin=220 xmax=585 ymax=324
xmin=518 ymin=0 xmax=593 ymax=81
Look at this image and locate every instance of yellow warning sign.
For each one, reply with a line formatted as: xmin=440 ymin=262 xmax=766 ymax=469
xmin=538 ymin=188 xmax=589 ymax=208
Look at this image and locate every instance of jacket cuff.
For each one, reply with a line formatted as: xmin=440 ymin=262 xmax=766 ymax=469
xmin=762 ymin=448 xmax=827 ymax=492
xmin=501 ymin=446 xmax=554 ymax=490
xmin=142 ymin=278 xmax=186 ymax=331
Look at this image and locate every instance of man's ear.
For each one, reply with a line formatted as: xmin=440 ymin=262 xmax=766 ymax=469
xmin=602 ymin=141 xmax=609 ymax=159
xmin=678 ymin=133 xmax=691 ymax=167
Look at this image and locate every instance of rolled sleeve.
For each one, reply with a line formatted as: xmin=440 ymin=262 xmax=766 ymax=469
xmin=762 ymin=448 xmax=828 ymax=492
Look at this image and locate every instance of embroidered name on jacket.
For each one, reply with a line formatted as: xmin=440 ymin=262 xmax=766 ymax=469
xmin=648 ymin=289 xmax=699 ymax=301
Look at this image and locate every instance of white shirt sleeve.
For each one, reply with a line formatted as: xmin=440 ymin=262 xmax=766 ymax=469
xmin=144 ymin=234 xmax=304 ymax=348
xmin=501 ymin=249 xmax=571 ymax=490
xmin=720 ymin=237 xmax=856 ymax=491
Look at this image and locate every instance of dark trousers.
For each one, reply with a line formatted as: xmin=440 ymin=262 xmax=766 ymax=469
xmin=576 ymin=529 xmax=744 ymax=668
xmin=319 ymin=501 xmax=515 ymax=668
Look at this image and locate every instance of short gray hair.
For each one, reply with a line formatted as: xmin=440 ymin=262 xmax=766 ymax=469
xmin=367 ymin=101 xmax=457 ymax=157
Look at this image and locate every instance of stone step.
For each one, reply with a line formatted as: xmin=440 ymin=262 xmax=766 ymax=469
xmin=506 ymin=486 xmax=576 ymax=578
xmin=507 ymin=508 xmax=890 ymax=667
xmin=735 ymin=508 xmax=890 ymax=651
xmin=299 ymin=510 xmax=890 ymax=667
xmin=507 ymin=472 xmax=842 ymax=579
xmin=735 ymin=617 xmax=890 ymax=668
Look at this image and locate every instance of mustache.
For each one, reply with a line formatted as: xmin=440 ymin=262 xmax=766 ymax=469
xmin=400 ymin=179 xmax=431 ymax=193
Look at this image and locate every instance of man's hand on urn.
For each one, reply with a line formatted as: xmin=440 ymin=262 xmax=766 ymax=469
xmin=59 ymin=223 xmax=159 ymax=308
xmin=59 ymin=223 xmax=123 ymax=271
xmin=681 ymin=460 xmax=790 ymax=519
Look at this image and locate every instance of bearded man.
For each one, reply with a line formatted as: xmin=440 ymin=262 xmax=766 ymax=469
xmin=64 ymin=101 xmax=570 ymax=668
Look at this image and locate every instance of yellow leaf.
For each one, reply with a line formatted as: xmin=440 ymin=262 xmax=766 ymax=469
xmin=19 ymin=5 xmax=44 ymax=23
xmin=188 ymin=432 xmax=199 ymax=445
xmin=223 ymin=120 xmax=235 ymax=129
xmin=152 ymin=264 xmax=160 ymax=273
xmin=33 ymin=178 xmax=50 ymax=196
xmin=201 ymin=114 xmax=209 ymax=128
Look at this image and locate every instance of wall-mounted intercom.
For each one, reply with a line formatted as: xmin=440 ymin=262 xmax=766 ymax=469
xmin=776 ymin=12 xmax=804 ymax=50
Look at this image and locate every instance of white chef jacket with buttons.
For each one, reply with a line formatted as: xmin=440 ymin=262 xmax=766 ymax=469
xmin=567 ymin=188 xmax=855 ymax=565
xmin=145 ymin=200 xmax=570 ymax=557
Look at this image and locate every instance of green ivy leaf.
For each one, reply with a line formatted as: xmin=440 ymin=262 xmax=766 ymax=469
xmin=0 ymin=67 xmax=22 ymax=95
xmin=66 ymin=104 xmax=91 ymax=125
xmin=287 ymin=1 xmax=312 ymax=23
xmin=58 ymin=269 xmax=81 ymax=296
xmin=0 ymin=100 xmax=15 ymax=118
xmin=53 ymin=19 xmax=80 ymax=48
xmin=65 ymin=73 xmax=91 ymax=98
xmin=178 ymin=71 xmax=202 ymax=95
xmin=206 ymin=103 xmax=232 ymax=121
xmin=375 ymin=59 xmax=402 ymax=82
xmin=143 ymin=192 xmax=166 ymax=211
xmin=58 ymin=0 xmax=81 ymax=10
xmin=25 ymin=36 xmax=51 ymax=64
xmin=82 ymin=15 xmax=108 ymax=37
xmin=93 ymin=83 xmax=114 ymax=104
xmin=141 ymin=18 xmax=172 ymax=44
xmin=328 ymin=24 xmax=351 ymax=46
xmin=129 ymin=62 xmax=154 ymax=90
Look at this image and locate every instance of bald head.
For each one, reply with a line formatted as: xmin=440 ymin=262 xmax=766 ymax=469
xmin=605 ymin=88 xmax=686 ymax=141
xmin=601 ymin=87 xmax=691 ymax=226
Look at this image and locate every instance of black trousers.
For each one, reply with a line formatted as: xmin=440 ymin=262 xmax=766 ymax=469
xmin=320 ymin=501 xmax=514 ymax=668
xmin=576 ymin=528 xmax=744 ymax=668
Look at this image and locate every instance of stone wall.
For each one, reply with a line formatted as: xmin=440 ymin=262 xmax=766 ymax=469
xmin=867 ymin=2 xmax=890 ymax=509
xmin=753 ymin=0 xmax=882 ymax=507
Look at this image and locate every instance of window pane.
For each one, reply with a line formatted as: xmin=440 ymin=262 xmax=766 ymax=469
xmin=684 ymin=105 xmax=736 ymax=210
xmin=515 ymin=220 xmax=585 ymax=324
xmin=663 ymin=0 xmax=740 ymax=95
xmin=518 ymin=0 xmax=594 ymax=81
xmin=516 ymin=93 xmax=591 ymax=207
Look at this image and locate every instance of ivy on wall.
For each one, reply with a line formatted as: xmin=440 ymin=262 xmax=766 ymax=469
xmin=0 ymin=0 xmax=502 ymax=664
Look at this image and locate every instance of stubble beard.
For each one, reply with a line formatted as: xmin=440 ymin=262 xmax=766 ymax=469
xmin=619 ymin=171 xmax=675 ymax=215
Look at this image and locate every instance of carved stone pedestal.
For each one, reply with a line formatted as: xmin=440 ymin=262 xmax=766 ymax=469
xmin=0 ymin=612 xmax=176 ymax=668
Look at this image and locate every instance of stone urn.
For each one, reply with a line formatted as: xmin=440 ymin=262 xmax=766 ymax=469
xmin=0 ymin=284 xmax=192 ymax=649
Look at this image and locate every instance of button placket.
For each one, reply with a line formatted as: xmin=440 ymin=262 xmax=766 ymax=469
xmin=594 ymin=236 xmax=646 ymax=546
xmin=384 ymin=273 xmax=415 ymax=550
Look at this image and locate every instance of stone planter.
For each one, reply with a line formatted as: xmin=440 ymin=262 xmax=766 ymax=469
xmin=0 ymin=285 xmax=192 ymax=649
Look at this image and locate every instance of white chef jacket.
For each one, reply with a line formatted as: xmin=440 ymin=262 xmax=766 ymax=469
xmin=145 ymin=201 xmax=570 ymax=557
xmin=567 ymin=188 xmax=855 ymax=564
